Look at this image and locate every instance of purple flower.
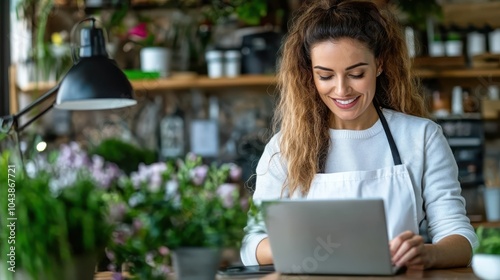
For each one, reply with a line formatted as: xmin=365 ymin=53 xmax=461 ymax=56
xmin=192 ymin=165 xmax=209 ymax=186
xmin=107 ymin=264 xmax=117 ymax=272
xmin=57 ymin=142 xmax=90 ymax=170
xmin=216 ymin=183 xmax=238 ymax=208
xmin=240 ymin=197 xmax=249 ymax=210
xmin=105 ymin=248 xmax=116 ymax=262
xmin=133 ymin=218 xmax=143 ymax=232
xmin=149 ymin=173 xmax=162 ymax=193
xmin=130 ymin=162 xmax=167 ymax=190
xmin=89 ymin=156 xmax=122 ymax=189
xmin=158 ymin=264 xmax=170 ymax=275
xmin=158 ymin=246 xmax=170 ymax=256
xmin=229 ymin=163 xmax=242 ymax=181
xmin=112 ymin=231 xmax=127 ymax=245
xmin=111 ymin=272 xmax=123 ymax=280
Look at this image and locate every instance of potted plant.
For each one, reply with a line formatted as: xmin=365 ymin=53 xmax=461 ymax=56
xmin=472 ymin=226 xmax=500 ymax=280
xmin=127 ymin=17 xmax=176 ymax=77
xmin=0 ymin=142 xmax=122 ymax=280
xmin=106 ymin=153 xmax=249 ymax=280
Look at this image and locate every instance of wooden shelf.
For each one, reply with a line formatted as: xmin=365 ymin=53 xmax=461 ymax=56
xmin=471 ymin=221 xmax=500 ymax=229
xmin=442 ymin=1 xmax=500 ymax=29
xmin=414 ymin=68 xmax=500 ymax=79
xmin=132 ymin=75 xmax=276 ymax=91
xmin=17 ymin=74 xmax=277 ymax=94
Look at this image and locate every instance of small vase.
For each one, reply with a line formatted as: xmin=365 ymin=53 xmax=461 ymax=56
xmin=140 ymin=47 xmax=172 ymax=78
xmin=172 ymin=247 xmax=222 ymax=280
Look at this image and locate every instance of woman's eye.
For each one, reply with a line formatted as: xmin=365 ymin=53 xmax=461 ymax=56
xmin=319 ymin=75 xmax=332 ymax=80
xmin=350 ymin=73 xmax=365 ymax=79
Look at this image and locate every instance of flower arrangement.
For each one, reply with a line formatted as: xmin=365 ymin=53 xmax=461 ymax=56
xmin=0 ymin=143 xmax=121 ymax=280
xmin=106 ymin=153 xmax=249 ymax=279
xmin=127 ymin=17 xmax=173 ymax=48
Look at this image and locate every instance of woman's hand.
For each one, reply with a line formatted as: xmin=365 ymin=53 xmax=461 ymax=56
xmin=389 ymin=231 xmax=431 ymax=270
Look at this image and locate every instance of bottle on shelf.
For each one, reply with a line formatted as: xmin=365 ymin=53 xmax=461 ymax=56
xmin=463 ymin=88 xmax=480 ymax=113
xmin=432 ymin=90 xmax=450 ymax=117
xmin=159 ymin=103 xmax=185 ymax=161
xmin=451 ymin=86 xmax=464 ymax=115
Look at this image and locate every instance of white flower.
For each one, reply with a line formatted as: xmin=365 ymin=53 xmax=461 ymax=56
xmin=129 ymin=192 xmax=145 ymax=207
xmin=165 ymin=179 xmax=178 ymax=199
xmin=145 ymin=252 xmax=155 ymax=267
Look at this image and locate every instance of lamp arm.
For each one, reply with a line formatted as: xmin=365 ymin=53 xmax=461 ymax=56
xmin=14 ymin=84 xmax=59 ymax=119
xmin=0 ymin=84 xmax=59 ymax=134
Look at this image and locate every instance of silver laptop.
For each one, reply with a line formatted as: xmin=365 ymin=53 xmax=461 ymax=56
xmin=262 ymin=199 xmax=402 ymax=275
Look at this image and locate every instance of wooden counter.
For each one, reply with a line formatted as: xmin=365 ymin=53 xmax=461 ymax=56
xmin=95 ymin=267 xmax=479 ymax=279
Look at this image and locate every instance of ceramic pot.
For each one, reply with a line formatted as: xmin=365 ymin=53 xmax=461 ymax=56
xmin=140 ymin=47 xmax=172 ymax=78
xmin=172 ymin=247 xmax=222 ymax=280
xmin=472 ymin=254 xmax=500 ymax=280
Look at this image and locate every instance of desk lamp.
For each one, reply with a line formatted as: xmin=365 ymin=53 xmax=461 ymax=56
xmin=0 ymin=17 xmax=137 ymax=135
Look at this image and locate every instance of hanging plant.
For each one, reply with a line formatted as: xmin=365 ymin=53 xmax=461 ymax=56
xmin=394 ymin=0 xmax=442 ymax=31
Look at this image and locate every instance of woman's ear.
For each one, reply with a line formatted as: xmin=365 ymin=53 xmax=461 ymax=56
xmin=377 ymin=60 xmax=384 ymax=77
xmin=376 ymin=59 xmax=383 ymax=75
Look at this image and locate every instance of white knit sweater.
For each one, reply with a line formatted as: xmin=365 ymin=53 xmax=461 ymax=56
xmin=240 ymin=109 xmax=478 ymax=266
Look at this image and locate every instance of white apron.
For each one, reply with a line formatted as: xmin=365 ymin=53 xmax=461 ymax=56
xmin=292 ymin=106 xmax=419 ymax=240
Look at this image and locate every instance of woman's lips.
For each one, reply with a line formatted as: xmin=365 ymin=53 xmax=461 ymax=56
xmin=333 ymin=96 xmax=360 ymax=109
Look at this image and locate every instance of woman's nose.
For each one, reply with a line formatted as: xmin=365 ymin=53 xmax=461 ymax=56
xmin=334 ymin=77 xmax=350 ymax=96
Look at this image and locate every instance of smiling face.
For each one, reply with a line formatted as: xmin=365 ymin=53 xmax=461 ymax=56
xmin=311 ymin=38 xmax=382 ymax=130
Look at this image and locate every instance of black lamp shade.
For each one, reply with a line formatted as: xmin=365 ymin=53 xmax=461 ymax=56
xmin=55 ymin=57 xmax=136 ymax=110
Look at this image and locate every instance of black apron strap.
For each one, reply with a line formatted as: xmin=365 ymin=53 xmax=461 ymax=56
xmin=374 ymin=105 xmax=402 ymax=166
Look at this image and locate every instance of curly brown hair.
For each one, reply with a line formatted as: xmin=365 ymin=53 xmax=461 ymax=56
xmin=272 ymin=0 xmax=429 ymax=196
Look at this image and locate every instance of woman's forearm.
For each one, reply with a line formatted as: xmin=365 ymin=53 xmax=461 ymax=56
xmin=256 ymin=238 xmax=274 ymax=265
xmin=427 ymin=234 xmax=472 ymax=269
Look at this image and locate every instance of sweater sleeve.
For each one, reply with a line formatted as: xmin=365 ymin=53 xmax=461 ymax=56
xmin=240 ymin=135 xmax=287 ymax=265
xmin=422 ymin=125 xmax=478 ymax=250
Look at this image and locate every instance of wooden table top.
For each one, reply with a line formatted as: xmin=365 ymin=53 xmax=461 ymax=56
xmin=95 ymin=267 xmax=479 ymax=279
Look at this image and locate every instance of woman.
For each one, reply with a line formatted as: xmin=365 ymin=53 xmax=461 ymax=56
xmin=240 ymin=0 xmax=478 ymax=270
